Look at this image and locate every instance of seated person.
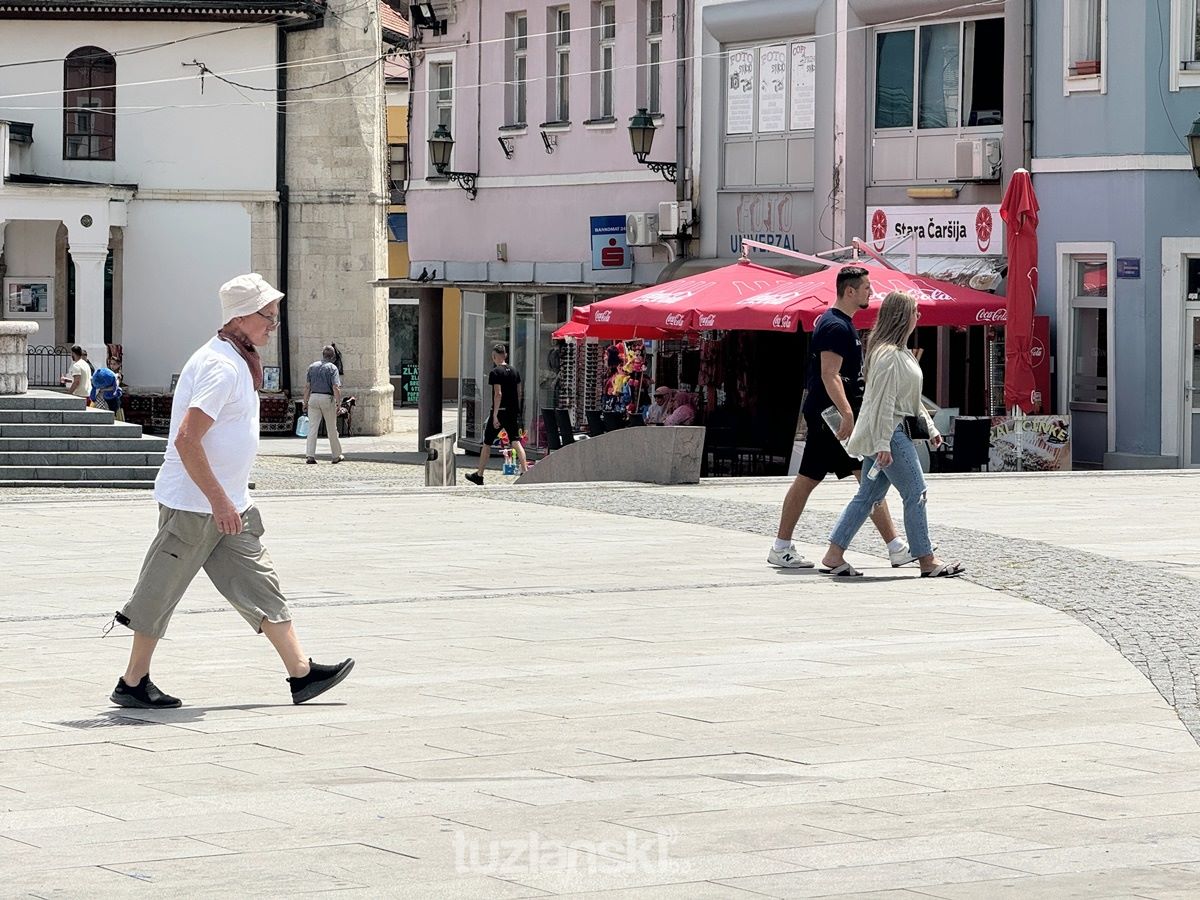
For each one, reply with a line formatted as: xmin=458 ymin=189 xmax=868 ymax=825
xmin=665 ymin=391 xmax=696 ymax=426
xmin=645 ymin=386 xmax=673 ymax=425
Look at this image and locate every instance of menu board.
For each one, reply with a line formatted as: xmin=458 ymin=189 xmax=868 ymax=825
xmin=790 ymin=41 xmax=816 ymax=131
xmin=757 ymin=44 xmax=787 ymax=133
xmin=726 ymin=48 xmax=755 ymax=134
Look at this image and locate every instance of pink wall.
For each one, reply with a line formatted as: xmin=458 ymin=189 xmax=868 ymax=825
xmin=408 ymin=0 xmax=680 ymax=269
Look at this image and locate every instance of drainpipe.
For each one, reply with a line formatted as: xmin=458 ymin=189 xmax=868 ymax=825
xmin=675 ymin=0 xmax=689 ymax=258
xmin=1023 ymin=0 xmax=1034 ymax=168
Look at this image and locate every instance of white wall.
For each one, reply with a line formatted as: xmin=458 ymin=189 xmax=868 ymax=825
xmin=1 ymin=220 xmax=60 ymax=340
xmin=121 ymin=200 xmax=251 ymax=388
xmin=0 ymin=21 xmax=276 ymax=190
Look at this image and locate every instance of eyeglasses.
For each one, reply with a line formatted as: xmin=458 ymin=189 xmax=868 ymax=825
xmin=255 ymin=310 xmax=280 ymax=325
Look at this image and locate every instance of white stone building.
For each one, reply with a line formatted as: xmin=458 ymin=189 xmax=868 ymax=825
xmin=0 ymin=0 xmax=393 ymax=433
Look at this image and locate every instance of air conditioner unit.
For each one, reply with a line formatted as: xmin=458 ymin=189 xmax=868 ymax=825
xmin=955 ymin=138 xmax=1001 ymax=180
xmin=656 ymin=201 xmax=693 ymax=236
xmin=626 ymin=212 xmax=659 ymax=246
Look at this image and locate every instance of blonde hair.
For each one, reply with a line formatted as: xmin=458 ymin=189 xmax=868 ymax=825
xmin=863 ymin=291 xmax=917 ymax=377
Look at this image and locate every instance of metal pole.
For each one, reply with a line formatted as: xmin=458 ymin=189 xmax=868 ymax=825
xmin=417 ymin=286 xmax=444 ymax=448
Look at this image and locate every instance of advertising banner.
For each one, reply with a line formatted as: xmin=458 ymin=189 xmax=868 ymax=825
xmin=988 ymin=415 xmax=1072 ymax=472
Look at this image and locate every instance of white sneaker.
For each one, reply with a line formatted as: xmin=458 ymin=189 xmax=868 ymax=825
xmin=889 ymin=543 xmax=937 ymax=567
xmin=768 ymin=546 xmax=814 ymax=568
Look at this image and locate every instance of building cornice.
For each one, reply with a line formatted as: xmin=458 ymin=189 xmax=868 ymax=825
xmin=0 ymin=0 xmax=324 ymax=22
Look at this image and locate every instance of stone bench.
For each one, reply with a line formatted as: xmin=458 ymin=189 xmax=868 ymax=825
xmin=516 ymin=425 xmax=704 ymax=486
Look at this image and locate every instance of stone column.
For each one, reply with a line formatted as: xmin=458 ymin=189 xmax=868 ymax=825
xmin=0 ymin=321 xmax=39 ymax=394
xmin=418 ymin=287 xmax=445 ymax=447
xmin=68 ymin=239 xmax=109 ymax=368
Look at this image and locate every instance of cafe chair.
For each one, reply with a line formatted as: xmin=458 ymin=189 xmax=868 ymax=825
xmin=586 ymin=409 xmax=607 ymax=436
xmin=555 ymin=408 xmax=578 ymax=445
xmin=601 ymin=411 xmax=627 ymax=432
xmin=931 ymin=416 xmax=992 ymax=473
xmin=541 ymin=408 xmax=562 ymax=452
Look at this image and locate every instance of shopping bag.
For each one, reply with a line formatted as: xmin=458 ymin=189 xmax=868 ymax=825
xmin=295 ymin=414 xmax=310 ymax=438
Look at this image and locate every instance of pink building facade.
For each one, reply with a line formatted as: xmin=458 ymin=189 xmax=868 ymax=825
xmin=404 ymin=0 xmax=685 ymax=449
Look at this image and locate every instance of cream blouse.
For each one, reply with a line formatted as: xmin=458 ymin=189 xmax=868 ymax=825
xmin=844 ymin=345 xmax=939 ymax=457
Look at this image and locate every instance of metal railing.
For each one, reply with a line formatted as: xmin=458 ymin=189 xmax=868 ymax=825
xmin=26 ymin=345 xmax=73 ymax=387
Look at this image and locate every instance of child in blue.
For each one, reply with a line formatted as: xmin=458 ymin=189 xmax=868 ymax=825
xmin=89 ymin=367 xmax=123 ymax=418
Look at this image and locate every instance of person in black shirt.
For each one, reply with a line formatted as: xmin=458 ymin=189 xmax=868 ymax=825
xmin=767 ymin=266 xmax=911 ymax=569
xmin=465 ymin=343 xmax=528 ymax=484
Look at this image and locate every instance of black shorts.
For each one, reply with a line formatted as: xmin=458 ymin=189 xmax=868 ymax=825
xmin=484 ymin=410 xmax=522 ymax=445
xmin=797 ymin=413 xmax=861 ymax=482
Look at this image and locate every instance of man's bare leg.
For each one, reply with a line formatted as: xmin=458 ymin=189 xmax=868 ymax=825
xmin=475 ymin=443 xmax=491 ymax=477
xmin=513 ymin=439 xmax=528 ymax=473
xmin=776 ymin=474 xmax=820 ymax=542
xmin=122 ymin=631 xmax=159 ymax=685
xmin=261 ymin=618 xmax=310 ymax=678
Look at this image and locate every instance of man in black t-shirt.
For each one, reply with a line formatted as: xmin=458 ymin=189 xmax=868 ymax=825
xmin=767 ymin=266 xmax=909 ymax=569
xmin=465 ymin=343 xmax=528 ymax=485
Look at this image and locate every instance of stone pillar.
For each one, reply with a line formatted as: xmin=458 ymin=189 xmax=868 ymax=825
xmin=418 ymin=287 xmax=445 ymax=447
xmin=68 ymin=238 xmax=109 ymax=368
xmin=0 ymin=321 xmax=39 ymax=394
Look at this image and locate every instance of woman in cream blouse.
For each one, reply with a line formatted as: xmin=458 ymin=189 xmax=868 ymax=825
xmin=819 ymin=290 xmax=965 ymax=578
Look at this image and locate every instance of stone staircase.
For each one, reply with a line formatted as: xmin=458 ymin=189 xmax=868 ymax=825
xmin=0 ymin=391 xmax=167 ymax=488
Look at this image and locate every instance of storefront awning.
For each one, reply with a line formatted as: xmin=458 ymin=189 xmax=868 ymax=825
xmin=882 ymin=253 xmax=1007 ymax=291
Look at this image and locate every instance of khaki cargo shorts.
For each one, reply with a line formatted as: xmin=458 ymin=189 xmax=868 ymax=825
xmin=119 ymin=504 xmax=292 ymax=639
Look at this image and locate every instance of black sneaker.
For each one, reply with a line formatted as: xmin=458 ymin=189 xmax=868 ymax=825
xmin=288 ymin=658 xmax=355 ymax=705
xmin=110 ymin=674 xmax=182 ymax=709
xmin=465 ymin=472 xmax=483 ymax=485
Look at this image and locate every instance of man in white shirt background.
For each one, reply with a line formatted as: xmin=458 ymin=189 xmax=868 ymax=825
xmin=60 ymin=345 xmax=92 ymax=399
xmin=107 ymin=273 xmax=353 ymax=709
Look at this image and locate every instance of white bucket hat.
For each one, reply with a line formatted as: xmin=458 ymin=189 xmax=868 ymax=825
xmin=219 ymin=273 xmax=284 ymax=324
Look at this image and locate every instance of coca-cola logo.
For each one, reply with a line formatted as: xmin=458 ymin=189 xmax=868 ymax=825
xmin=975 ymin=308 xmax=1006 ymax=323
xmin=665 ymin=313 xmax=686 ymax=327
xmin=1030 ymin=336 xmax=1046 ymax=367
xmin=771 ymin=314 xmax=794 ymax=330
xmin=593 ymin=309 xmax=612 ymax=322
xmin=697 ymin=314 xmax=716 ymax=328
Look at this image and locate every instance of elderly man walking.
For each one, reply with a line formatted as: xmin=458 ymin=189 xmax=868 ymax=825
xmin=107 ymin=274 xmax=354 ymax=709
xmin=303 ymin=344 xmax=344 ymax=464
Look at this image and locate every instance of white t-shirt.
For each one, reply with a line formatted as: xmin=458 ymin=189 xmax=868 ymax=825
xmin=68 ymin=360 xmax=92 ymax=398
xmin=154 ymin=337 xmax=259 ymax=514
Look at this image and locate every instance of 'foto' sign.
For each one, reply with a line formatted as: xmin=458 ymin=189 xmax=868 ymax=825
xmin=868 ymin=205 xmax=1003 ymax=256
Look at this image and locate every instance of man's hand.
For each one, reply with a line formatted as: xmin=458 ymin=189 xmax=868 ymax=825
xmin=211 ymin=496 xmax=244 ymax=535
xmin=875 ymin=450 xmax=893 ymax=469
xmin=835 ymin=411 xmax=854 ymax=441
xmin=930 ymin=434 xmax=944 ymax=449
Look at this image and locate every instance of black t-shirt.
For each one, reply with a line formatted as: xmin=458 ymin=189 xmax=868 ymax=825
xmin=488 ymin=364 xmax=521 ymax=414
xmin=801 ymin=308 xmax=863 ymax=417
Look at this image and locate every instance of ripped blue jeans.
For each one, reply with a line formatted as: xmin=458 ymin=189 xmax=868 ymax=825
xmin=829 ymin=424 xmax=933 ymax=558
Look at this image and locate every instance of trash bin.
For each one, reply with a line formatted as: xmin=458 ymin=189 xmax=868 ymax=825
xmin=424 ymin=431 xmax=457 ymax=486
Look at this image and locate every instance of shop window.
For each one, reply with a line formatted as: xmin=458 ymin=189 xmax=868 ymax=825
xmin=63 ymin=46 xmax=115 ymax=161
xmin=1068 ymin=257 xmax=1109 ymax=407
xmin=1170 ymin=0 xmax=1200 ymax=90
xmin=387 ymin=212 xmax=408 ymax=243
xmin=506 ymin=12 xmax=528 ymax=125
xmin=874 ymin=18 xmax=1003 ymax=130
xmin=550 ymin=6 xmax=571 ymax=122
xmin=1064 ymin=0 xmax=1106 ymax=93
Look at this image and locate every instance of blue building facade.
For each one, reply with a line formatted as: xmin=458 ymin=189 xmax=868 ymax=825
xmin=1032 ymin=0 xmax=1200 ymax=467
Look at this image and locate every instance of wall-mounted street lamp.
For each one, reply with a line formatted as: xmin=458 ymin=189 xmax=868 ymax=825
xmin=627 ymin=108 xmax=676 ymax=183
xmin=428 ymin=124 xmax=478 ymax=199
xmin=1189 ymin=113 xmax=1200 ymax=179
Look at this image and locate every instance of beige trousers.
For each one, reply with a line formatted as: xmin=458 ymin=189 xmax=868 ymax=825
xmin=305 ymin=394 xmax=343 ymax=460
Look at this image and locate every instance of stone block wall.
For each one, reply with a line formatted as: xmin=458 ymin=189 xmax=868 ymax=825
xmin=0 ymin=321 xmax=39 ymax=394
xmin=285 ymin=1 xmax=393 ymax=434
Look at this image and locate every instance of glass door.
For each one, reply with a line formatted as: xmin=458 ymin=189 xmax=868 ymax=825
xmin=459 ymin=292 xmax=486 ymax=443
xmin=1188 ymin=313 xmax=1200 ymax=467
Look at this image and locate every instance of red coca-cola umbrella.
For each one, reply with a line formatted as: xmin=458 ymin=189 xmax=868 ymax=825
xmin=551 ymin=304 xmax=674 ymax=340
xmin=1000 ymin=168 xmax=1040 ymax=412
xmin=677 ymin=262 xmax=1007 ymax=332
xmin=585 ymin=260 xmax=798 ymax=330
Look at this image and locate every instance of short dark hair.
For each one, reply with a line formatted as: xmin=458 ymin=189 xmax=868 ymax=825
xmin=70 ymin=345 xmax=83 ymax=358
xmin=836 ymin=266 xmax=870 ymax=299
xmin=321 ymin=345 xmax=336 ymax=362
xmin=491 ymin=343 xmax=508 ymax=357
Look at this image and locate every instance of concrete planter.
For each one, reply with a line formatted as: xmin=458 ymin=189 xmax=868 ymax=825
xmin=0 ymin=321 xmax=40 ymax=395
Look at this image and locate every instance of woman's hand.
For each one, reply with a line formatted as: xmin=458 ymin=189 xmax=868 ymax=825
xmin=875 ymin=450 xmax=893 ymax=469
xmin=930 ymin=434 xmax=944 ymax=449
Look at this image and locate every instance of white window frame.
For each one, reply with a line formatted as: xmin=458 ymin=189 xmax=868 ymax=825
xmin=1169 ymin=0 xmax=1200 ymax=90
xmin=426 ymin=53 xmax=456 ymax=177
xmin=646 ymin=0 xmax=663 ymax=115
xmin=598 ymin=1 xmax=617 ymax=119
xmin=1063 ymin=0 xmax=1107 ymax=95
xmin=1160 ymin=238 xmax=1200 ymax=463
xmin=553 ymin=6 xmax=571 ymax=123
xmin=508 ymin=13 xmax=528 ymax=125
xmin=1057 ymin=242 xmax=1116 ymax=454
